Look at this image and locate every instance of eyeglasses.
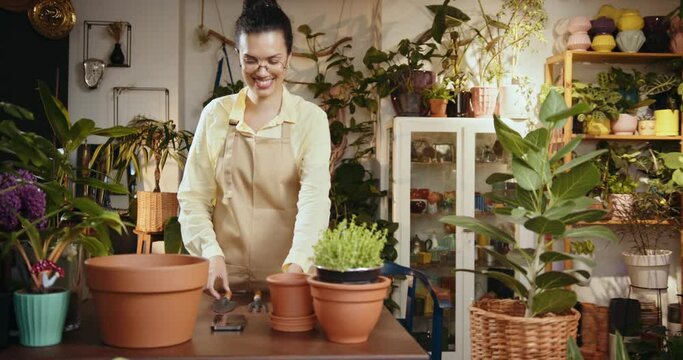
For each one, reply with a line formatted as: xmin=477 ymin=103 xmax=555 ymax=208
xmin=241 ymin=55 xmax=287 ymax=73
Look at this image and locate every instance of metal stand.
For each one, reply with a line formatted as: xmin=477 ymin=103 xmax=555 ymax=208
xmin=627 ymin=284 xmax=667 ymax=327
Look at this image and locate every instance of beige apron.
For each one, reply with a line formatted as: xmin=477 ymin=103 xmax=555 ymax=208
xmin=212 ymin=120 xmax=300 ymax=291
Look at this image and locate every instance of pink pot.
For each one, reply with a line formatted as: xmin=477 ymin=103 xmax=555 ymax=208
xmin=568 ymin=16 xmax=592 ymax=33
xmin=611 ymin=114 xmax=638 ymax=135
xmin=567 ymin=32 xmax=591 ymax=51
xmin=471 ymin=86 xmax=498 ymax=118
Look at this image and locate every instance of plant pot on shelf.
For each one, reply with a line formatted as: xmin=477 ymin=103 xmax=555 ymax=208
xmin=469 ymin=298 xmax=580 ymax=360
xmin=616 ymin=30 xmax=646 ymax=53
xmin=85 ymin=254 xmax=208 ymax=348
xmin=390 ymin=70 xmax=434 ymax=116
xmin=428 ymin=99 xmax=448 ymax=117
xmin=470 ymin=86 xmax=498 ymax=118
xmin=13 ymin=288 xmax=69 ymax=347
xmin=638 ymin=119 xmax=656 ymax=135
xmin=622 ymin=249 xmax=671 ymax=289
xmin=590 ymin=17 xmax=616 ymax=36
xmin=267 ymin=273 xmax=316 ymax=332
xmin=654 ymin=109 xmax=680 ymax=136
xmin=446 ymin=91 xmax=471 ymax=117
xmin=567 ymin=16 xmax=592 ymax=51
xmin=592 ymin=34 xmax=617 ymax=52
xmin=136 ymin=191 xmax=179 ymax=232
xmin=617 ymin=9 xmax=644 ymax=32
xmin=642 ymin=16 xmax=670 ymax=53
xmin=308 ymin=275 xmax=390 ymax=344
xmin=498 ymin=84 xmax=527 ymax=119
xmin=611 ymin=114 xmax=638 ymax=135
xmin=585 ymin=116 xmax=611 ymax=135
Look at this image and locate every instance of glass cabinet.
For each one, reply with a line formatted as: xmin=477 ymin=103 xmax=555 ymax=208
xmin=390 ymin=117 xmax=530 ymax=360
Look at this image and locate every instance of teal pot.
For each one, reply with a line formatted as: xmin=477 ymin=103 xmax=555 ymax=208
xmin=14 ymin=288 xmax=69 ymax=347
xmin=0 ymin=292 xmax=9 ymax=348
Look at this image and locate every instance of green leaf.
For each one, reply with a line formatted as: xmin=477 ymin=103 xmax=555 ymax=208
xmin=551 ymin=162 xmax=600 ymax=201
xmin=564 ymin=225 xmax=617 ymax=242
xmin=539 ymin=251 xmax=572 ymax=263
xmin=549 ymin=135 xmax=582 ymax=164
xmin=614 ymin=331 xmax=631 ymax=360
xmin=560 ymin=210 xmax=607 ymax=224
xmin=555 ymin=149 xmax=607 ymax=174
xmin=74 ymin=177 xmax=128 ymax=195
xmin=543 ymin=201 xmax=575 ymax=220
xmin=566 ymin=336 xmax=583 ymax=360
xmin=479 ymin=246 xmax=527 ymax=275
xmin=516 ymin=188 xmax=537 ymax=212
xmin=539 ymin=89 xmax=567 ymax=126
xmin=486 ymin=172 xmax=513 ymax=185
xmin=19 ymin=217 xmax=43 ymax=259
xmin=91 ymin=126 xmax=137 ymax=137
xmin=525 ymin=128 xmax=549 ymax=149
xmin=494 ymin=115 xmax=539 ymax=158
xmin=524 ymin=216 xmax=565 ymax=236
xmin=535 ymin=271 xmax=580 ymax=289
xmin=479 ymin=270 xmax=528 ymax=298
xmin=512 ymin=157 xmax=542 ymax=191
xmin=297 ymin=24 xmax=312 ymax=35
xmin=440 ymin=216 xmax=516 ymax=245
xmin=72 ymin=197 xmax=104 ymax=216
xmin=547 ymin=104 xmax=593 ymax=128
xmin=78 ymin=235 xmax=108 ymax=257
xmin=431 ymin=6 xmax=446 ymax=43
xmin=486 ymin=192 xmax=519 ymax=207
xmin=0 ymin=102 xmax=34 ymax=120
xmin=164 ymin=216 xmax=188 ymax=254
xmin=66 ymin=118 xmax=96 ymax=152
xmin=37 ymin=80 xmax=70 ymax=146
xmin=660 ymin=152 xmax=683 ymax=169
xmin=673 ymin=169 xmax=683 ymax=186
xmin=531 ymin=289 xmax=577 ymax=316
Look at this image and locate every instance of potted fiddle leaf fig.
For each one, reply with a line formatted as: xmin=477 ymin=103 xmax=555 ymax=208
xmin=441 ymin=90 xmax=617 ymax=358
xmin=308 ymin=217 xmax=391 ymax=344
xmin=93 ymin=116 xmax=193 ymax=232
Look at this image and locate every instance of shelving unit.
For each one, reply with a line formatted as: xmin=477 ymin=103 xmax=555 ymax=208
xmin=545 ymin=50 xmax=683 ymax=326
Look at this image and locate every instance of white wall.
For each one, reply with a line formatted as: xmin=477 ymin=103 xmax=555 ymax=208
xmin=67 ymin=0 xmax=683 ymax=306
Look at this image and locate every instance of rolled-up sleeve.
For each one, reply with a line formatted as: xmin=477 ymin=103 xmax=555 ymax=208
xmin=177 ymin=100 xmax=224 ymax=259
xmin=283 ymin=106 xmax=331 ymax=271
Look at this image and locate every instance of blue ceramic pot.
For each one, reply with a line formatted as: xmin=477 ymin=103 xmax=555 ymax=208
xmin=14 ymin=289 xmax=69 ymax=347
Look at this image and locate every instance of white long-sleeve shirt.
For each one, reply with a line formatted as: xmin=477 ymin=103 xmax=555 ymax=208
xmin=178 ymin=86 xmax=331 ymax=271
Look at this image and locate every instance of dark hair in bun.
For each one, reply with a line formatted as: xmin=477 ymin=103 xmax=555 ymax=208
xmin=235 ymin=0 xmax=293 ymax=54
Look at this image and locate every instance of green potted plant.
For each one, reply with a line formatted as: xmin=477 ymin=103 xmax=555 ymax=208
xmin=441 ymin=90 xmax=616 ymax=358
xmin=422 ymin=81 xmax=454 ymax=117
xmin=93 ymin=116 xmax=193 ymax=232
xmin=571 ymin=81 xmax=622 ymax=135
xmin=307 ymin=217 xmax=391 ymax=344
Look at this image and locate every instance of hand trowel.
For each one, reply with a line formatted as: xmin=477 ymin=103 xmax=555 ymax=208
xmin=212 ymin=289 xmax=237 ymax=313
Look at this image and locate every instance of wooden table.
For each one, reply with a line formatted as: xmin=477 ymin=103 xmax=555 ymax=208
xmin=3 ymin=293 xmax=428 ymax=360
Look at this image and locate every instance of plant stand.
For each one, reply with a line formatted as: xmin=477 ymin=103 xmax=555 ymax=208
xmin=627 ymin=284 xmax=667 ymax=327
xmin=134 ymin=229 xmax=163 ymax=254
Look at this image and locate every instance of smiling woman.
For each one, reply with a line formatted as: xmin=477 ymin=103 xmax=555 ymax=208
xmin=178 ymin=0 xmax=332 ymax=300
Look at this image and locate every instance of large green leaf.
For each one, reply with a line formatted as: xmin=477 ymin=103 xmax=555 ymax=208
xmin=440 ymin=216 xmax=516 ymax=244
xmin=430 ymin=4 xmax=447 ymax=43
xmin=551 ymin=162 xmax=600 ymax=201
xmin=37 ymin=80 xmax=70 ymax=146
xmin=549 ymin=135 xmax=582 ymax=164
xmin=480 ymin=270 xmax=528 ymax=298
xmin=74 ymin=177 xmax=128 ymax=195
xmin=524 ymin=216 xmax=565 ymax=236
xmin=494 ymin=115 xmax=539 ymax=158
xmin=164 ymin=216 xmax=188 ymax=254
xmin=512 ymin=157 xmax=542 ymax=191
xmin=486 ymin=172 xmax=513 ymax=185
xmin=90 ymin=126 xmax=138 ymax=138
xmin=560 ymin=210 xmax=607 ymax=224
xmin=531 ymin=289 xmax=577 ymax=316
xmin=564 ymin=225 xmax=617 ymax=242
xmin=555 ymin=149 xmax=607 ymax=174
xmin=479 ymin=246 xmax=527 ymax=275
xmin=540 ymin=251 xmax=596 ymax=268
xmin=524 ymin=128 xmax=549 ymax=149
xmin=543 ymin=201 xmax=575 ymax=220
xmin=535 ymin=271 xmax=580 ymax=289
xmin=660 ymin=152 xmax=683 ymax=169
xmin=546 ymin=104 xmax=592 ymax=129
xmin=66 ymin=118 xmax=96 ymax=153
xmin=78 ymin=235 xmax=109 ymax=257
xmin=486 ymin=193 xmax=520 ymax=207
xmin=539 ymin=89 xmax=567 ymax=127
xmin=72 ymin=197 xmax=104 ymax=216
xmin=614 ymin=332 xmax=631 ymax=360
xmin=516 ymin=187 xmax=537 ymax=212
xmin=0 ymin=102 xmax=34 ymax=121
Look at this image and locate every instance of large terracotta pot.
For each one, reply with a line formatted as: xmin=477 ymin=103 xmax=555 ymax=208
xmin=308 ymin=276 xmax=390 ymax=344
xmin=85 ymin=254 xmax=208 ymax=348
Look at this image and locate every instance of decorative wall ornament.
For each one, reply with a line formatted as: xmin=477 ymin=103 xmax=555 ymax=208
xmin=27 ymin=0 xmax=76 ymax=40
xmin=83 ymin=58 xmax=105 ymax=89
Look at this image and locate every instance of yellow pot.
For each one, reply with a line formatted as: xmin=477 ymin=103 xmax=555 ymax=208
xmin=617 ymin=9 xmax=644 ymax=31
xmin=586 ymin=117 xmax=611 ymax=135
xmin=591 ymin=34 xmax=616 ymax=52
xmin=654 ymin=109 xmax=680 ymax=136
xmin=596 ymin=4 xmax=622 ymax=23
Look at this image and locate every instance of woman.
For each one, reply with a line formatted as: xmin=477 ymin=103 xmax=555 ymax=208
xmin=178 ymin=0 xmax=331 ymax=299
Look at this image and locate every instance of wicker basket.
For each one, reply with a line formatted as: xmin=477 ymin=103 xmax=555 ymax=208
xmin=470 ymin=299 xmax=580 ymax=360
xmin=136 ymin=191 xmax=179 ymax=232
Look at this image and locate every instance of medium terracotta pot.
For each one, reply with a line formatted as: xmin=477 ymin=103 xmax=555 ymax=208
xmin=266 ymin=273 xmax=313 ymax=317
xmin=428 ymin=99 xmax=448 ymax=117
xmin=308 ymin=276 xmax=390 ymax=344
xmin=85 ymin=254 xmax=208 ymax=348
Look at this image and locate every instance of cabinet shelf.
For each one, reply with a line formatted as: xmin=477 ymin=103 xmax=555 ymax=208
xmin=573 ymin=134 xmax=683 ymax=141
xmin=546 ymin=50 xmax=682 ymax=66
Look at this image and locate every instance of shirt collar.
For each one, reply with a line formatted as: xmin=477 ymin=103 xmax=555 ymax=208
xmin=228 ymin=85 xmax=297 ymax=126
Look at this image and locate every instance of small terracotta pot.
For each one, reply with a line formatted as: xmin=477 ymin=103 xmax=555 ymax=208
xmin=85 ymin=254 xmax=208 ymax=348
xmin=428 ymin=99 xmax=448 ymax=117
xmin=266 ymin=273 xmax=313 ymax=317
xmin=308 ymin=276 xmax=390 ymax=344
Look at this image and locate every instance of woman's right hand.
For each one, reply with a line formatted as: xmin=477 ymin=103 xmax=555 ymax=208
xmin=206 ymin=255 xmax=230 ymax=299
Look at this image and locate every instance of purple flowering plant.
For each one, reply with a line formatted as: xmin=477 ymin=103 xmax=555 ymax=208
xmin=0 ymin=82 xmax=131 ymax=293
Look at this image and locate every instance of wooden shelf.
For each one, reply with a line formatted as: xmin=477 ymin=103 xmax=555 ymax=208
xmin=546 ymin=51 xmax=682 ymax=66
xmin=577 ymin=219 xmax=676 ymax=225
xmin=572 ymin=134 xmax=683 ymax=141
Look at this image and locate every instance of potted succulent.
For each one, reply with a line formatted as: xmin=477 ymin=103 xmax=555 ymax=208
xmin=307 ymin=217 xmax=391 ymax=344
xmin=441 ymin=90 xmax=617 ymax=358
xmin=93 ymin=116 xmax=193 ymax=232
xmin=422 ymin=80 xmax=454 ymax=117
